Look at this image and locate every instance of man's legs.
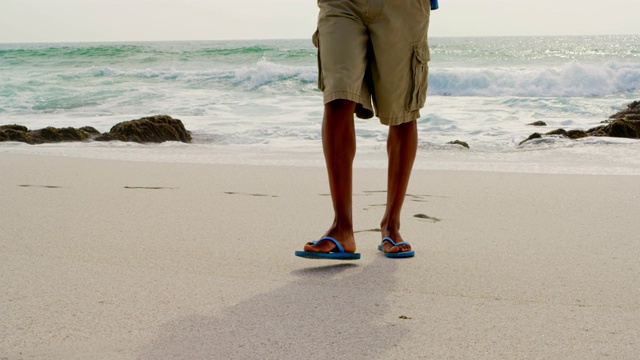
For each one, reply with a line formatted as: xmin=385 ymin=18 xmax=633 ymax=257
xmin=303 ymin=99 xmax=357 ymax=253
xmin=380 ymin=120 xmax=417 ymax=253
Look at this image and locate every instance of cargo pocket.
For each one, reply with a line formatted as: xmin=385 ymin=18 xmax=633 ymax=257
xmin=406 ymin=41 xmax=430 ymax=111
xmin=312 ymin=30 xmax=325 ymax=91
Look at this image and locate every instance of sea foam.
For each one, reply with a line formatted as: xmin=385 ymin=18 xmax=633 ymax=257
xmin=430 ymin=61 xmax=640 ymax=97
xmin=2 ymin=36 xmax=640 ymax=174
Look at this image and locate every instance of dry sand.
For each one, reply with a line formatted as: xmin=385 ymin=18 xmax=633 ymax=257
xmin=1 ymin=153 xmax=639 ymax=359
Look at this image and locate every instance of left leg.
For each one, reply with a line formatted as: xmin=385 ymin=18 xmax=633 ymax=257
xmin=380 ymin=120 xmax=417 ymax=254
xmin=367 ymin=0 xmax=429 ymax=254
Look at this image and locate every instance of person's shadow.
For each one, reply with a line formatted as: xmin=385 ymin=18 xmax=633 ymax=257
xmin=139 ymin=256 xmax=408 ymax=359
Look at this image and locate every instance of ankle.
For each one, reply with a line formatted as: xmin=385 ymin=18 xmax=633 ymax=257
xmin=380 ymin=219 xmax=400 ymax=232
xmin=332 ymin=217 xmax=353 ymax=231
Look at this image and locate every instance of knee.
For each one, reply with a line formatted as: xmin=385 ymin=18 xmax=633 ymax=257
xmin=325 ymin=99 xmax=356 ymax=113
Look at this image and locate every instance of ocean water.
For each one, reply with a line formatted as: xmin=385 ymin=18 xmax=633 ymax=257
xmin=1 ymin=35 xmax=640 ymax=174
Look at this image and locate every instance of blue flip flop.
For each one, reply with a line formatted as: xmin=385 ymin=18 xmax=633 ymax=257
xmin=378 ymin=237 xmax=415 ymax=258
xmin=295 ymin=236 xmax=361 ymax=260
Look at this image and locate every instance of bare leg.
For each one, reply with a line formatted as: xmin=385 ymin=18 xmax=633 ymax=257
xmin=380 ymin=120 xmax=418 ymax=253
xmin=304 ymin=99 xmax=357 ymax=253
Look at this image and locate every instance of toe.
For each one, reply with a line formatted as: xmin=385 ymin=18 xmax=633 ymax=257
xmin=383 ymin=243 xmax=400 ymax=253
xmin=303 ymin=242 xmax=321 ymax=252
xmin=303 ymin=240 xmax=335 ymax=253
xmin=382 ymin=242 xmax=411 ymax=253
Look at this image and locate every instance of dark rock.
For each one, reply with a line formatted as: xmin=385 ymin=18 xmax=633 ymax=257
xmin=95 ymin=115 xmax=191 ymax=143
xmin=0 ymin=125 xmax=34 ymax=144
xmin=527 ymin=121 xmax=547 ymax=126
xmin=1 ymin=115 xmax=190 ymax=145
xmin=609 ymin=100 xmax=640 ymax=119
xmin=520 ymin=100 xmax=640 ymax=145
xmin=545 ymin=129 xmax=567 ymax=137
xmin=519 ymin=132 xmax=542 ymax=145
xmin=80 ymin=126 xmax=101 ymax=136
xmin=586 ymin=125 xmax=608 ymax=137
xmin=1 ymin=124 xmax=105 ymax=144
xmin=0 ymin=125 xmax=100 ymax=144
xmin=29 ymin=126 xmax=96 ymax=144
xmin=447 ymin=140 xmax=469 ymax=149
xmin=522 ymin=120 xmax=640 ymax=145
xmin=0 ymin=124 xmax=29 ymax=132
xmin=595 ymin=118 xmax=640 ymax=139
xmin=544 ymin=128 xmax=588 ymax=140
xmin=566 ymin=129 xmax=588 ymax=139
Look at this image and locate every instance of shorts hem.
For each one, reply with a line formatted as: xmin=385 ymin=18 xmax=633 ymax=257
xmin=379 ymin=111 xmax=421 ymax=126
xmin=323 ymin=91 xmax=372 ymax=111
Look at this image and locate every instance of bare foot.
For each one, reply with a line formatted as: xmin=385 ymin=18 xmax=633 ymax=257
xmin=380 ymin=226 xmax=412 ymax=254
xmin=304 ymin=227 xmax=356 ymax=253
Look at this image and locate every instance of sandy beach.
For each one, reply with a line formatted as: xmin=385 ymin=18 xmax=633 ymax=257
xmin=1 ymin=153 xmax=639 ymax=359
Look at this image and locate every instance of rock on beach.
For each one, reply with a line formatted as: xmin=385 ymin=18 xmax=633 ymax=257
xmin=0 ymin=115 xmax=191 ymax=145
xmin=520 ymin=100 xmax=640 ymax=145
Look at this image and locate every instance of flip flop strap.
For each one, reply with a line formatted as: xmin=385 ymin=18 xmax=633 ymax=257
xmin=381 ymin=237 xmax=409 ymax=247
xmin=310 ymin=236 xmax=345 ymax=253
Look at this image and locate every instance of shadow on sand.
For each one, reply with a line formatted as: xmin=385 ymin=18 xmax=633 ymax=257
xmin=139 ymin=256 xmax=408 ymax=359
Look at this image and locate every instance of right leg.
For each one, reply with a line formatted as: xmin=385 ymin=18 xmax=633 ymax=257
xmin=303 ymin=99 xmax=357 ymax=253
xmin=302 ymin=0 xmax=369 ymax=255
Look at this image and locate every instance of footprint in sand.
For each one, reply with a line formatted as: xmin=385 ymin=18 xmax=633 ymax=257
xmin=124 ymin=186 xmax=177 ymax=190
xmin=224 ymin=191 xmax=278 ymax=198
xmin=414 ymin=213 xmax=441 ymax=223
xmin=354 ymin=228 xmax=381 ymax=234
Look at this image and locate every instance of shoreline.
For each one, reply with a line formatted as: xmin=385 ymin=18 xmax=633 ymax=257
xmin=1 ymin=153 xmax=639 ymax=358
xmin=2 ymin=140 xmax=640 ymax=176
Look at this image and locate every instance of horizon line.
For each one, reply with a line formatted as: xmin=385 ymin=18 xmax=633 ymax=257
xmin=1 ymin=33 xmax=639 ymax=45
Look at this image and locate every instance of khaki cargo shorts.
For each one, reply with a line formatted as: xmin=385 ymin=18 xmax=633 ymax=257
xmin=313 ymin=0 xmax=431 ymax=126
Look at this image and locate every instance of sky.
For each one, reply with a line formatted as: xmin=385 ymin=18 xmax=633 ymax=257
xmin=1 ymin=0 xmax=639 ymax=43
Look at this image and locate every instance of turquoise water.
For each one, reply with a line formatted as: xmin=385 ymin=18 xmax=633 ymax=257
xmin=1 ymin=36 xmax=640 ymax=174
